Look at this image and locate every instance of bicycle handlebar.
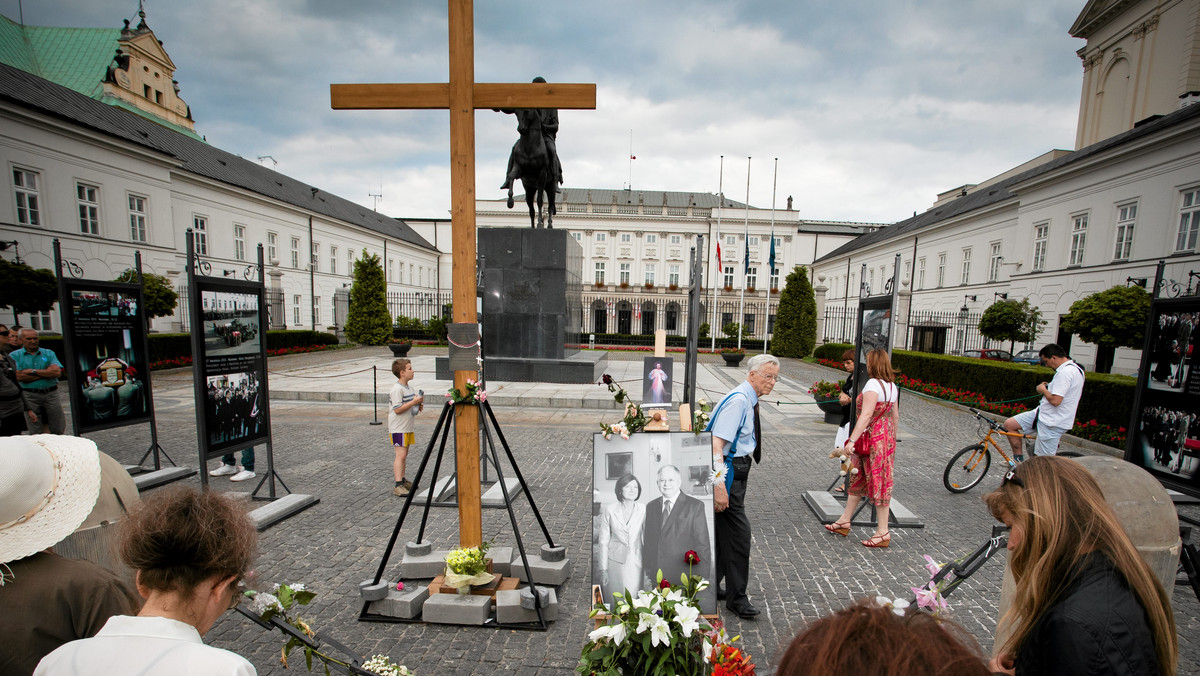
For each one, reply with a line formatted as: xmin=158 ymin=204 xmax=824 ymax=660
xmin=970 ymin=409 xmax=1004 ymax=431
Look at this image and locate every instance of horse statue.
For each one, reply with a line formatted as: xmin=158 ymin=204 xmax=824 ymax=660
xmin=497 ymin=78 xmax=563 ymax=228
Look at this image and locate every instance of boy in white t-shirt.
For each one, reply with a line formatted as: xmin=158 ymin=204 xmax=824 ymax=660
xmin=388 ymin=358 xmax=423 ymax=496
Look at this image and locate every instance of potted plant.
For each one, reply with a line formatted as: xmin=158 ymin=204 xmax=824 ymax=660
xmin=668 ymin=283 xmax=679 ymax=291
xmin=719 ymin=347 xmax=745 ymax=367
xmin=444 ymin=542 xmax=495 ymax=595
xmin=746 ymin=286 xmax=756 ymax=293
xmin=388 ymin=338 xmax=411 ymax=356
xmin=808 ymin=379 xmax=844 ymax=424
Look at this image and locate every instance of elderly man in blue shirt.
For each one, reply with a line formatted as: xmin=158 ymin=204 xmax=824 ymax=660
xmin=709 ymin=353 xmax=779 ymax=620
xmin=12 ymin=328 xmax=65 ymax=434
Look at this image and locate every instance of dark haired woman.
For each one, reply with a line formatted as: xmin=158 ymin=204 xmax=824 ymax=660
xmin=597 ymin=473 xmax=645 ymax=601
xmin=36 ymin=488 xmax=258 ymax=675
xmin=776 ymin=598 xmax=991 ymax=675
xmin=984 ymin=456 xmax=1177 ymax=675
xmin=827 ymin=348 xmax=899 ymax=547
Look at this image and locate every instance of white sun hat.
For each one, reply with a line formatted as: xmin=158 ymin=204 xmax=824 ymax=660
xmin=0 ymin=435 xmax=102 ymax=564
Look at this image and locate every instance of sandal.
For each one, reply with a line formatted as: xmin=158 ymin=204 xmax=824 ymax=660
xmin=862 ymin=532 xmax=891 ymax=548
xmin=832 ymin=485 xmax=845 ymax=494
xmin=824 ymin=520 xmax=851 ymax=536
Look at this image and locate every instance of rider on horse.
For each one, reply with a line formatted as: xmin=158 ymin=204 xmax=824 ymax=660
xmin=498 ymin=76 xmax=563 ymax=191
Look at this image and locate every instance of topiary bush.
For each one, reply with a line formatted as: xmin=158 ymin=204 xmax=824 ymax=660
xmin=771 ymin=265 xmax=816 ymax=358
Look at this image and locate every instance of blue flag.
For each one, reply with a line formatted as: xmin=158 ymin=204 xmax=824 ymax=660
xmin=744 ymin=241 xmax=750 ymax=275
xmin=768 ymin=235 xmax=776 ymax=274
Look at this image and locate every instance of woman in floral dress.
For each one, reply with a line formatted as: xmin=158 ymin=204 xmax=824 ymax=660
xmin=825 ymin=348 xmax=900 ymax=548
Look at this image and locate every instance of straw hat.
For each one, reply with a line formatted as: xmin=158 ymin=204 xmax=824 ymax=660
xmin=0 ymin=435 xmax=102 ymax=564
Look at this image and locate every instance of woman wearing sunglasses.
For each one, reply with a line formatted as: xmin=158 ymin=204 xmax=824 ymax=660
xmin=36 ymin=488 xmax=258 ymax=675
xmin=984 ymin=457 xmax=1176 ymax=675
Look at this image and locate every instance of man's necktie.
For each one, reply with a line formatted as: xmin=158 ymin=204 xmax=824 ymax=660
xmin=662 ymin=499 xmax=673 ymax=522
xmin=753 ymin=402 xmax=762 ymax=464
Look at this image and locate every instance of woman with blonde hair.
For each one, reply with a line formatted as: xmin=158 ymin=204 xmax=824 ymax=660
xmin=826 ymin=348 xmax=899 ymax=547
xmin=984 ymin=456 xmax=1176 ymax=675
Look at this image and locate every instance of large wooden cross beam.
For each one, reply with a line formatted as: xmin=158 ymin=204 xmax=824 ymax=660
xmin=331 ymin=0 xmax=595 ymax=549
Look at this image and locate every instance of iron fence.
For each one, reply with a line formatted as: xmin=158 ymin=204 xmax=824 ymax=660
xmin=822 ymin=306 xmax=991 ymax=355
xmin=388 ymin=291 xmax=453 ymax=322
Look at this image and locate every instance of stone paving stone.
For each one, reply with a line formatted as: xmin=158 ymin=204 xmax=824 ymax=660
xmin=77 ymin=348 xmax=1200 ymax=676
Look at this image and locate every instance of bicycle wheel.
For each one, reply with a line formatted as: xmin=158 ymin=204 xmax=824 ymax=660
xmin=944 ymin=444 xmax=992 ymax=493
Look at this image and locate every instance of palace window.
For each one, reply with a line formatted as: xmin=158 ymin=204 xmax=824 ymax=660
xmin=646 ymin=234 xmax=657 ymax=244
xmin=670 ymin=235 xmax=681 ymax=244
xmin=193 ymin=215 xmax=208 ymax=255
xmin=594 ymin=262 xmax=605 ymax=284
xmin=620 ymin=233 xmax=632 ymax=243
xmin=989 ymin=242 xmax=1001 ymax=282
xmin=77 ymin=183 xmax=100 ymax=235
xmin=746 ymin=266 xmax=757 ymax=289
xmin=917 ymin=258 xmax=925 ymax=290
xmin=234 ymin=224 xmax=246 ymax=261
xmin=330 ymin=245 xmax=338 ymax=274
xmin=1068 ymin=213 xmax=1088 ymax=266
xmin=668 ymin=264 xmax=680 ymax=287
xmin=960 ymin=248 xmax=971 ymax=285
xmin=311 ymin=241 xmax=320 ymax=269
xmin=936 ymin=253 xmax=946 ymax=287
xmin=1032 ymin=223 xmax=1048 ymax=271
xmin=313 ymin=297 xmax=321 ymax=325
xmin=267 ymin=231 xmax=277 ymax=263
xmin=1176 ymin=188 xmax=1199 ymax=252
xmin=595 ymin=232 xmax=606 ymax=242
xmin=13 ymin=168 xmax=40 ymax=225
xmin=129 ymin=195 xmax=148 ymax=242
xmin=1113 ymin=203 xmax=1136 ymax=260
xmin=723 ymin=266 xmax=735 ymax=288
xmin=644 ymin=263 xmax=656 ymax=286
xmin=291 ymin=237 xmax=300 ymax=268
xmin=293 ymin=295 xmax=301 ymax=325
xmin=769 ymin=267 xmax=779 ymax=289
xmin=619 ymin=263 xmax=631 ymax=285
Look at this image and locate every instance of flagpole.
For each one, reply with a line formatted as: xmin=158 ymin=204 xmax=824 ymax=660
xmin=709 ymin=156 xmax=724 ymax=352
xmin=764 ymin=158 xmax=778 ymax=355
xmin=737 ymin=156 xmax=750 ymax=351
xmin=627 ymin=129 xmax=634 ymax=189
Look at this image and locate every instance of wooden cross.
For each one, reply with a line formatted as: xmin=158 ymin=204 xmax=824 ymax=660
xmin=331 ymin=0 xmax=595 ymax=548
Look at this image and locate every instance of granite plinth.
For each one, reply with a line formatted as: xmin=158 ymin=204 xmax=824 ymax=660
xmin=437 ymin=351 xmax=606 ymax=384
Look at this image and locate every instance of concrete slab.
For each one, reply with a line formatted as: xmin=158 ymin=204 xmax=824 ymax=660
xmin=411 ymin=476 xmax=454 ymax=504
xmin=400 ymin=549 xmax=450 ymax=579
xmin=247 ymin=493 xmax=320 ymax=531
xmin=421 ymin=592 xmax=492 ymax=625
xmin=369 ymin=585 xmax=430 ymax=620
xmin=496 ymin=588 xmax=558 ymax=624
xmin=132 ymin=466 xmax=196 ymax=490
xmin=510 ymin=553 xmax=572 ymax=586
xmin=802 ymin=490 xmax=924 ymax=529
xmin=481 ymin=478 xmax=523 ymax=506
xmin=489 ymin=547 xmax=513 ymax=577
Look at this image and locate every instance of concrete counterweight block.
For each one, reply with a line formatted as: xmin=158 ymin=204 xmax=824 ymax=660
xmin=422 ymin=593 xmax=492 ymax=625
xmin=540 ymin=544 xmax=567 ymax=562
xmin=359 ymin=579 xmax=390 ymax=602
xmin=401 ymin=543 xmax=449 ymax=579
xmin=497 ymin=587 xmax=559 ymax=624
xmin=510 ymin=551 xmax=572 ymax=586
xmin=489 ymin=547 xmax=513 ymax=577
xmin=368 ymin=585 xmax=430 ymax=619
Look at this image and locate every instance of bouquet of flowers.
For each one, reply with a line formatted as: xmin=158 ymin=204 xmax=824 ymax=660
xmin=447 ymin=378 xmax=486 ymax=405
xmin=444 ymin=541 xmax=494 ymax=592
xmin=910 ymin=554 xmax=951 ymax=615
xmin=598 ymin=374 xmax=649 ymax=438
xmin=691 ymin=398 xmax=712 ymax=435
xmin=244 ymin=582 xmax=414 ymax=675
xmin=807 ymin=379 xmax=842 ymax=400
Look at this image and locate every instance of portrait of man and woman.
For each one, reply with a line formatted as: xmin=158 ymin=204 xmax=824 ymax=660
xmin=592 ymin=432 xmax=716 ymax=612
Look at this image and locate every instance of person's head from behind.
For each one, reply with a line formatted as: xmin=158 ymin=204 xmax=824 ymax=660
xmin=119 ymin=487 xmax=257 ymax=634
xmin=776 ymin=599 xmax=990 ymax=676
xmin=614 ymin=473 xmax=641 ymax=503
xmin=983 ymin=457 xmax=1176 ymax=671
xmin=865 ymin=348 xmax=894 ymax=383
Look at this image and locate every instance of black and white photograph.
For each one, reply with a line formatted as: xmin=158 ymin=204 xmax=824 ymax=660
xmin=204 ymin=371 xmax=265 ymax=449
xmin=200 ymin=290 xmax=262 ymax=357
xmin=1146 ymin=310 xmax=1197 ymax=392
xmin=641 ymin=356 xmax=673 ymax=407
xmin=1135 ymin=405 xmax=1200 ymax=480
xmin=592 ymin=432 xmax=717 ymax=613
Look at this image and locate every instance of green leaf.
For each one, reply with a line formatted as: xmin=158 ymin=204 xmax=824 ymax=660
xmin=305 ymin=646 xmax=313 ymax=671
xmin=293 ymin=590 xmax=317 ymax=605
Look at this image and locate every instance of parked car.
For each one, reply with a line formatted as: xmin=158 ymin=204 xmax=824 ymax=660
xmin=963 ymin=348 xmax=1014 ymax=361
xmin=1013 ymin=349 xmax=1042 ymax=365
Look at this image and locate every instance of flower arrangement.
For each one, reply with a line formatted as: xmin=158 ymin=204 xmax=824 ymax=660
xmin=910 ymin=554 xmax=951 ymax=614
xmin=447 ymin=378 xmax=486 ymax=405
xmin=388 ymin=337 xmax=412 ymax=345
xmin=718 ymin=347 xmax=744 ymax=355
xmin=598 ymin=374 xmax=649 ymax=439
xmin=807 ymin=379 xmax=842 ymax=400
xmin=691 ymin=398 xmax=712 ymax=435
xmin=444 ymin=541 xmax=494 ymax=592
xmin=244 ymin=582 xmax=413 ymax=675
xmin=578 ymin=553 xmax=756 ymax=676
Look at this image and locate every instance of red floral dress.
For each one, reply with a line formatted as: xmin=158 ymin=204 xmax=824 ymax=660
xmin=848 ymin=384 xmax=898 ymax=507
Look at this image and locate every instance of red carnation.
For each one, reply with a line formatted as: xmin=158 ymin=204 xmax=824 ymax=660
xmin=684 ymin=550 xmax=700 ymax=565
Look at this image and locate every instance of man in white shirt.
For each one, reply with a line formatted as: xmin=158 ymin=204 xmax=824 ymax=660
xmin=1003 ymin=344 xmax=1085 ymax=459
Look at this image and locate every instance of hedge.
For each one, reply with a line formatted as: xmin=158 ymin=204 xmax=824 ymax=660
xmin=37 ymin=330 xmax=337 ymax=365
xmin=812 ymin=343 xmax=1135 ymax=430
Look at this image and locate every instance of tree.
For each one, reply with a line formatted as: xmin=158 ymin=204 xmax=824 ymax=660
xmin=1060 ymin=285 xmax=1151 ymax=373
xmin=0 ymin=258 xmax=58 ymax=324
xmin=977 ymin=298 xmax=1044 ymax=355
xmin=345 ymin=250 xmax=391 ymax=345
xmin=721 ymin=322 xmax=750 ymax=339
xmin=114 ymin=269 xmax=179 ymax=319
xmin=771 ymin=265 xmax=816 ymax=358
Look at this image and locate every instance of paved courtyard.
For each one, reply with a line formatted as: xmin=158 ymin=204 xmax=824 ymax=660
xmin=81 ymin=346 xmax=1200 ymax=675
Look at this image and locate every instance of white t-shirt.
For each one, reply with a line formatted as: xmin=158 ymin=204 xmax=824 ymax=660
xmin=862 ymin=378 xmax=898 ymax=403
xmin=388 ymin=381 xmax=418 ymax=434
xmin=35 ymin=615 xmax=256 ymax=675
xmin=1038 ymin=359 xmax=1085 ymax=429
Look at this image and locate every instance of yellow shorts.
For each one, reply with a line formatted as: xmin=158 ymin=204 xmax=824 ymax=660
xmin=391 ymin=432 xmax=415 ymax=447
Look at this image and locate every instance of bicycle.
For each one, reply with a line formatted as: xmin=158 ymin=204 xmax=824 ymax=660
xmin=943 ymin=409 xmax=1083 ymax=493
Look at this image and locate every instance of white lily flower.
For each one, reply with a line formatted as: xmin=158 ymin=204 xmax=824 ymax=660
xmin=674 ymin=603 xmax=700 ymax=637
xmin=648 ymin=615 xmax=672 ymax=647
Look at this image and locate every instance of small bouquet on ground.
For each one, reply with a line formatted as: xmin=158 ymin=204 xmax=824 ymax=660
xmin=244 ymin=582 xmax=414 ymax=675
xmin=691 ymin=398 xmax=712 ymax=435
xmin=807 ymin=379 xmax=842 ymax=400
xmin=910 ymin=554 xmax=951 ymax=615
xmin=447 ymin=378 xmax=486 ymax=406
xmin=699 ymin=620 xmax=756 ymax=676
xmin=444 ymin=541 xmax=494 ymax=593
xmin=598 ymin=374 xmax=648 ymax=439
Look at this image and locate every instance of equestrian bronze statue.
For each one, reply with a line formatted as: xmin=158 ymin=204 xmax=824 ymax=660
xmin=496 ymin=76 xmax=563 ymax=228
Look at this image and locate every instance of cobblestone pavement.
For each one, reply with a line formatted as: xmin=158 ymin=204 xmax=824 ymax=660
xmin=81 ymin=350 xmax=1199 ymax=675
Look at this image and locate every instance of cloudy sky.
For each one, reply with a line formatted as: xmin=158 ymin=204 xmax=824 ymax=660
xmin=5 ymin=0 xmax=1087 ymax=223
